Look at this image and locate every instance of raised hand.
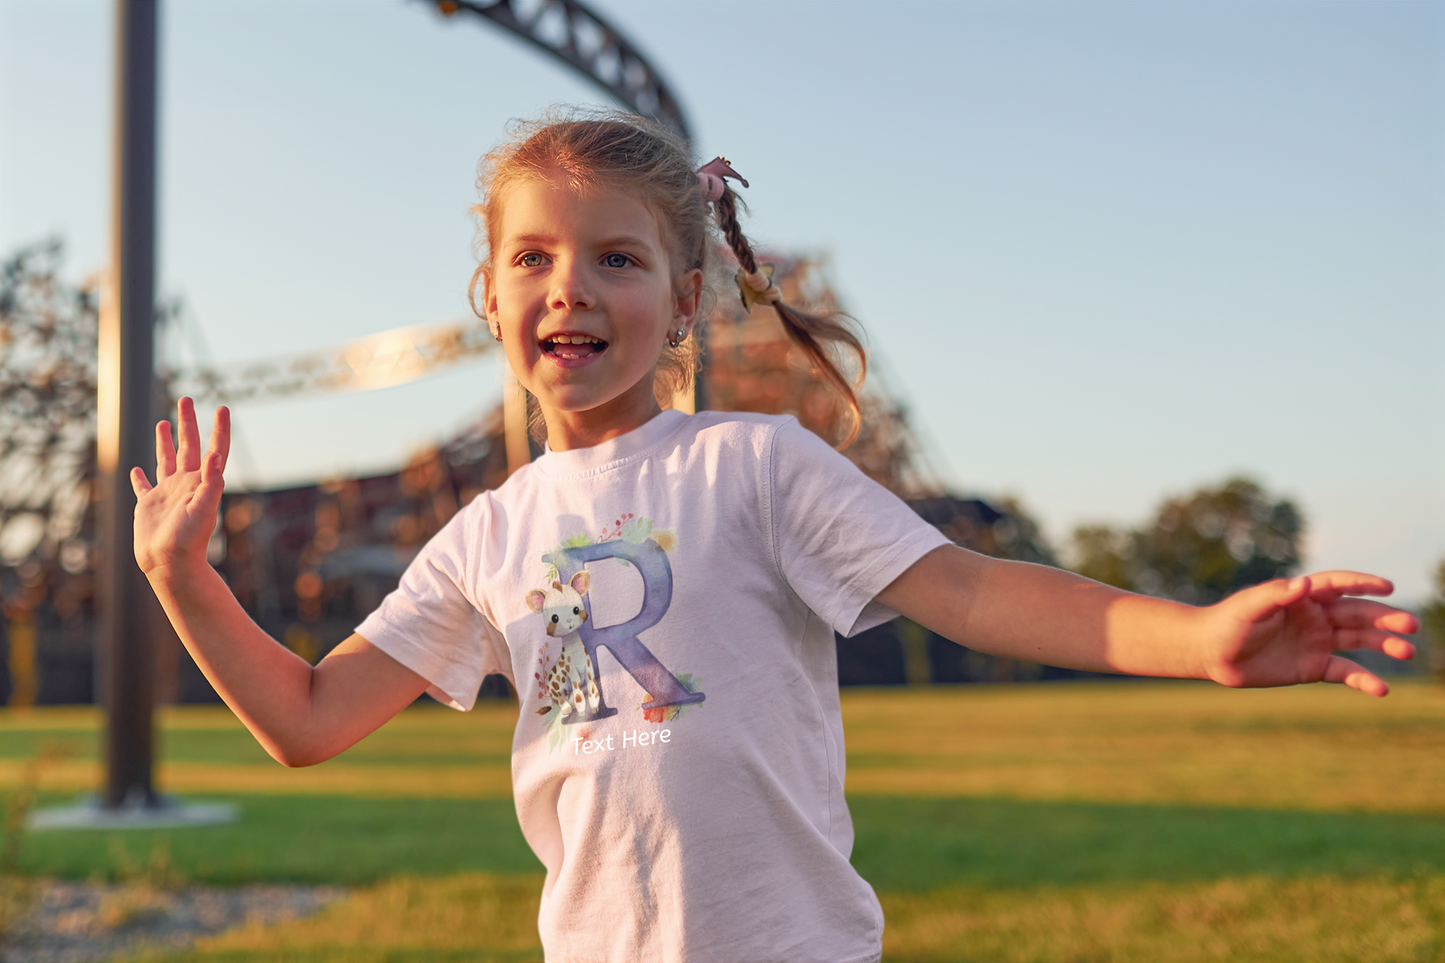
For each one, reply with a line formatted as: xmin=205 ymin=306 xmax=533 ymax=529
xmin=1200 ymin=572 xmax=1418 ymax=697
xmin=130 ymin=398 xmax=231 ymax=577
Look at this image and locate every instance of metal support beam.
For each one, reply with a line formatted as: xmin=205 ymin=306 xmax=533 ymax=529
xmin=96 ymin=0 xmax=159 ymax=810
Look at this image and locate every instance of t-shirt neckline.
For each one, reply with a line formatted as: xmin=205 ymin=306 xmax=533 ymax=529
xmin=535 ymin=409 xmax=689 ymax=477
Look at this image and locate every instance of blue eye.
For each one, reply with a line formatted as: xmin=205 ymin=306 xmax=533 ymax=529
xmin=603 ymin=253 xmax=631 ymax=268
xmin=519 ymin=253 xmax=545 ymax=268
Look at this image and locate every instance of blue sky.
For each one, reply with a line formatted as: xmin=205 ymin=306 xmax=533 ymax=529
xmin=1 ymin=0 xmax=1440 ymax=602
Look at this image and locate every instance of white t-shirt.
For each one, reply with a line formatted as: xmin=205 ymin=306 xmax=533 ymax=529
xmin=358 ymin=410 xmax=950 ymax=963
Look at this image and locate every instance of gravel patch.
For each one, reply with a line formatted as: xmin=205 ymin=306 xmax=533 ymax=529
xmin=0 ymin=879 xmax=343 ymax=962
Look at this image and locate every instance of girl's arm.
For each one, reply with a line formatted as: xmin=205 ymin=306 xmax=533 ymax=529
xmin=132 ymin=399 xmax=429 ymax=767
xmin=874 ymin=545 xmax=1418 ymax=696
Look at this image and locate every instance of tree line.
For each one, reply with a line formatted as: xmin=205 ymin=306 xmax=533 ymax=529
xmin=1069 ymin=476 xmax=1303 ymax=605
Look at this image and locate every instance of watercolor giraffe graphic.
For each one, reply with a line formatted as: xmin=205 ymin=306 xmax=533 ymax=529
xmin=527 ymin=572 xmax=602 ymax=720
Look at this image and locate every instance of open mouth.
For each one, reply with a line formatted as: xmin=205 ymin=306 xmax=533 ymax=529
xmin=542 ymin=334 xmax=608 ymax=360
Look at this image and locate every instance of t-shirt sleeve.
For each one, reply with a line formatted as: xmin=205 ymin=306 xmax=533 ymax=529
xmin=355 ymin=495 xmax=510 ymax=711
xmin=767 ymin=418 xmax=952 ymax=637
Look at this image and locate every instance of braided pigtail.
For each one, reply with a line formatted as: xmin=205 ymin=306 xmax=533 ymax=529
xmin=704 ymin=164 xmax=867 ymax=448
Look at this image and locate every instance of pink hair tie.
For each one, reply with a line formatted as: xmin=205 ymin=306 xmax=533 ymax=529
xmin=696 ymin=156 xmax=748 ymax=202
xmin=697 ymin=172 xmax=726 ymax=202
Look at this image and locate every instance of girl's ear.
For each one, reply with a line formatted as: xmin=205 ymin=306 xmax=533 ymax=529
xmin=482 ymin=269 xmax=500 ymax=322
xmin=673 ymin=267 xmax=703 ymax=331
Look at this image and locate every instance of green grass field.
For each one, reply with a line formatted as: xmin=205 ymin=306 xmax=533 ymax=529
xmin=2 ymin=681 xmax=1442 ymax=961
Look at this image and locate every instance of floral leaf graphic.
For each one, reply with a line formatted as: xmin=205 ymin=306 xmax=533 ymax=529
xmin=544 ymin=533 xmax=596 ymax=582
xmin=620 ymin=517 xmax=654 ymax=544
xmin=544 ymin=706 xmax=568 ymax=752
xmin=640 ymin=672 xmax=703 ymax=724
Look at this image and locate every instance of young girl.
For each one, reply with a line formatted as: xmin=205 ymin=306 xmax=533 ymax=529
xmin=131 ymin=111 xmax=1417 ymax=963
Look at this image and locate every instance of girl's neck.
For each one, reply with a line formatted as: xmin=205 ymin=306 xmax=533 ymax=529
xmin=543 ymin=394 xmax=666 ymax=452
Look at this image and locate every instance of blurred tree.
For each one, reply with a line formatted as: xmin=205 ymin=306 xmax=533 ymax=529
xmin=1070 ymin=477 xmax=1303 ymax=605
xmin=990 ymin=496 xmax=1060 ymax=568
xmin=1070 ymin=525 xmax=1135 ymax=591
xmin=1421 ymin=559 xmax=1445 ymax=682
xmin=0 ymin=240 xmax=101 ymax=705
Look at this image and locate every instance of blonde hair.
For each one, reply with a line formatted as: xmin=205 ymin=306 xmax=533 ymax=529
xmin=470 ymin=108 xmax=866 ymax=446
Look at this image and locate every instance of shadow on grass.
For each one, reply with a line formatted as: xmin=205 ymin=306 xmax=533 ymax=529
xmin=849 ymin=796 xmax=1445 ymax=893
xmin=21 ymin=795 xmax=541 ymax=885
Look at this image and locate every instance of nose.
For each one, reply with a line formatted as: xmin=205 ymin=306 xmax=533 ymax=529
xmin=549 ymin=257 xmax=594 ymax=311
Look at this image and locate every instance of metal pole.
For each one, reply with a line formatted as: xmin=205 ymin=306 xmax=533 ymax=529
xmin=96 ymin=0 xmax=158 ymax=809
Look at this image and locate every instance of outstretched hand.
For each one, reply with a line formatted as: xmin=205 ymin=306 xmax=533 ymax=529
xmin=130 ymin=398 xmax=230 ymax=578
xmin=1200 ymin=572 xmax=1418 ymax=697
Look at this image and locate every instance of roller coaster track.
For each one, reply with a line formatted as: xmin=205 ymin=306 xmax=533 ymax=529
xmin=164 ymin=317 xmax=497 ymax=405
xmin=427 ymin=0 xmax=691 ymax=141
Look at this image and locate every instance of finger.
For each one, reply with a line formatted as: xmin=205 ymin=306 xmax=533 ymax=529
xmin=1324 ymin=598 xmax=1421 ymax=634
xmin=1331 ymin=627 xmax=1417 ymax=661
xmin=1299 ymin=570 xmax=1394 ymax=601
xmin=207 ymin=406 xmax=231 ymax=475
xmin=1224 ymin=576 xmax=1310 ymax=624
xmin=176 ymin=396 xmax=202 ymax=473
xmin=195 ymin=450 xmax=228 ymax=519
xmin=155 ymin=420 xmax=177 ymax=481
xmin=129 ymin=466 xmax=153 ymax=498
xmin=1321 ymin=654 xmax=1389 ymax=697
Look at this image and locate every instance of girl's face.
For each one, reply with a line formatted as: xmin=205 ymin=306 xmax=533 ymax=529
xmin=485 ymin=175 xmax=701 ymax=451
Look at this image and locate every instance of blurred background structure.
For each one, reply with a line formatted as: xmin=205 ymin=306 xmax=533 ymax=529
xmin=0 ymin=0 xmax=1439 ymax=710
xmin=4 ymin=0 xmax=1439 ymax=587
xmin=0 ymin=242 xmax=1079 ymax=705
xmin=9 ymin=234 xmax=1430 ymax=705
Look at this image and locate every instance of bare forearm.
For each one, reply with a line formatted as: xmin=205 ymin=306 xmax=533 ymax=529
xmin=966 ymin=555 xmax=1204 ymax=677
xmin=148 ymin=565 xmax=423 ymax=765
xmin=879 ymin=546 xmax=1206 ymax=678
xmin=880 ymin=544 xmax=1420 ymax=697
xmin=148 ymin=563 xmax=327 ymax=763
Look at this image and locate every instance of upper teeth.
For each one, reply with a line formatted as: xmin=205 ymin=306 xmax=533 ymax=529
xmin=551 ymin=335 xmax=601 ymax=344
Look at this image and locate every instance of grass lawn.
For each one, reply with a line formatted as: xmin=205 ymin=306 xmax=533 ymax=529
xmin=1 ymin=681 xmax=1441 ymax=961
